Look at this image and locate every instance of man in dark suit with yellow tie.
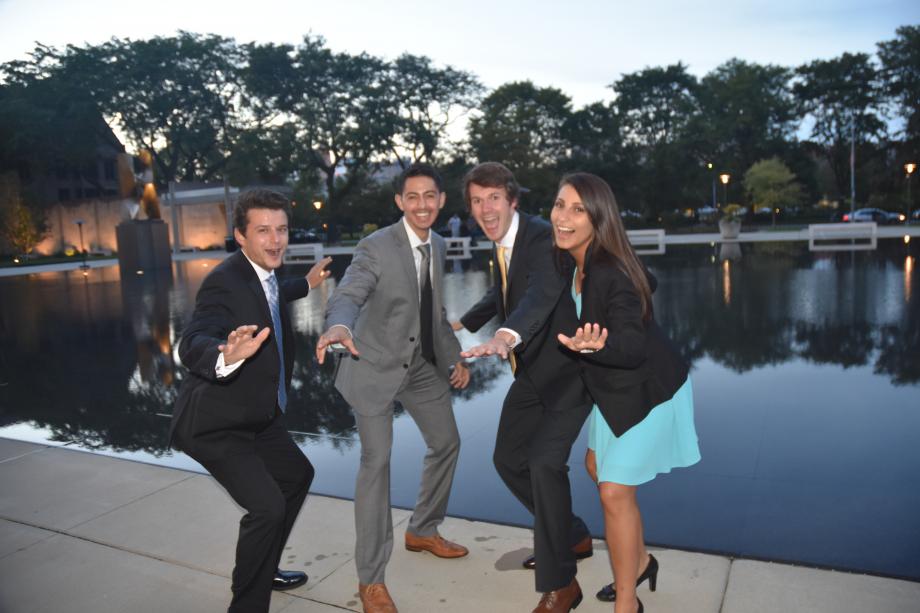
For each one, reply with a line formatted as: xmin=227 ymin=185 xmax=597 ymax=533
xmin=169 ymin=188 xmax=331 ymax=613
xmin=456 ymin=162 xmax=592 ymax=612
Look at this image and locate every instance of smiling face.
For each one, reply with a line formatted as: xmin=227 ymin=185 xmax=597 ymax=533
xmin=396 ymin=175 xmax=446 ymax=240
xmin=468 ymin=183 xmax=517 ymax=242
xmin=234 ymin=207 xmax=289 ymax=270
xmin=551 ymin=183 xmax=595 ymax=263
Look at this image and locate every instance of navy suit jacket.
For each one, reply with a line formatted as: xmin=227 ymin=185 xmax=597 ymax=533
xmin=169 ymin=251 xmax=308 ymax=459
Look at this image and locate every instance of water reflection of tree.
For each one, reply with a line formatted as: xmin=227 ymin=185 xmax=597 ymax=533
xmin=649 ymin=242 xmax=920 ymax=384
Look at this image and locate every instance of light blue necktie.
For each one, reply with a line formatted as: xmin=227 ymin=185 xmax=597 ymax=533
xmin=266 ymin=274 xmax=287 ymax=412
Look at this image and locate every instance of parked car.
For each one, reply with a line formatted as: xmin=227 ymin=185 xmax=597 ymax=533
xmin=289 ymin=228 xmax=326 ymax=243
xmin=842 ymin=208 xmax=904 ymax=224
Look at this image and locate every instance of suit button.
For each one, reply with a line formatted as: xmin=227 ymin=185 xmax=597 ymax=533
xmin=403 ymin=363 xmax=409 ymax=369
xmin=409 ymin=337 xmax=415 ymax=342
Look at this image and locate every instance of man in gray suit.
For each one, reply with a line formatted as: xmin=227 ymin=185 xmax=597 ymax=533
xmin=315 ymin=163 xmax=470 ymax=613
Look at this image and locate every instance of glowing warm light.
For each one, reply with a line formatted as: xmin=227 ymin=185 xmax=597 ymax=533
xmin=313 ymin=200 xmax=323 ymax=211
xmin=202 ymin=263 xmax=209 ymax=267
xmin=905 ymin=235 xmax=911 ymax=245
xmin=722 ymin=259 xmax=732 ymax=306
xmin=322 ymin=223 xmax=328 ymax=229
xmin=136 ymin=270 xmax=144 ymax=275
xmin=82 ymin=270 xmax=89 ymax=277
xmin=906 ymin=256 xmax=913 ymax=303
xmin=13 ymin=258 xmax=20 ymax=264
xmin=719 ymin=173 xmax=731 ymax=185
xmin=906 ymin=163 xmax=917 ymax=176
xmin=707 ymin=162 xmax=713 ymax=169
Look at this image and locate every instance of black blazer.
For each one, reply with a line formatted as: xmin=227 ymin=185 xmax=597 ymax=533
xmin=169 ymin=251 xmax=309 ymax=459
xmin=565 ymin=250 xmax=688 ymax=437
xmin=461 ymin=213 xmax=590 ymax=411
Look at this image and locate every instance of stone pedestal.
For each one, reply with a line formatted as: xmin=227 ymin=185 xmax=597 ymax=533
xmin=116 ymin=220 xmax=171 ymax=274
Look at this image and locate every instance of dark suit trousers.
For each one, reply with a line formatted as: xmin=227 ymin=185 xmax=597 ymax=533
xmin=194 ymin=412 xmax=314 ymax=613
xmin=493 ymin=372 xmax=592 ymax=593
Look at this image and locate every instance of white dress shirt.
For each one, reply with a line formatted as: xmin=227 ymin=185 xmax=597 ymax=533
xmin=215 ymin=253 xmax=275 ymax=377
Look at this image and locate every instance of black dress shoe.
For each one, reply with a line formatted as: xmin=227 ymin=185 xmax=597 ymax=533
xmin=272 ymin=569 xmax=307 ymax=591
xmin=522 ymin=535 xmax=593 ymax=569
xmin=596 ymin=554 xmax=658 ymax=602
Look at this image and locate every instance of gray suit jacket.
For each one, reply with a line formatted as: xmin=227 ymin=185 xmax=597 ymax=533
xmin=325 ymin=221 xmax=462 ymax=415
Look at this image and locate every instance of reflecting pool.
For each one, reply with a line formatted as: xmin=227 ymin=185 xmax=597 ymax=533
xmin=1 ymin=240 xmax=918 ymax=580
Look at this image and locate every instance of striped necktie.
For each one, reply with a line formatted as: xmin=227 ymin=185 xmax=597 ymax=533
xmin=496 ymin=246 xmax=517 ymax=373
xmin=266 ymin=274 xmax=287 ymax=412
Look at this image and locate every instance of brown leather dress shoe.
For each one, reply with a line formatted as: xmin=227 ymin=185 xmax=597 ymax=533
xmin=359 ymin=583 xmax=398 ymax=613
xmin=404 ymin=532 xmax=469 ymax=558
xmin=532 ymin=578 xmax=583 ymax=612
xmin=523 ymin=535 xmax=593 ymax=569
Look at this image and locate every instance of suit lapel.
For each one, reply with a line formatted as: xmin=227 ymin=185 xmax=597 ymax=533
xmin=392 ymin=222 xmax=421 ymax=310
xmin=504 ymin=213 xmax=529 ymax=307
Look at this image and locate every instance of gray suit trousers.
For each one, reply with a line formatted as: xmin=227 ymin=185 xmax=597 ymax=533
xmin=352 ymin=349 xmax=460 ymax=585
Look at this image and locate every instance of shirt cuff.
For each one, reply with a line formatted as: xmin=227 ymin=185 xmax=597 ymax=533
xmin=328 ymin=324 xmax=353 ymax=338
xmin=497 ymin=327 xmax=522 ymax=349
xmin=215 ymin=351 xmax=245 ymax=378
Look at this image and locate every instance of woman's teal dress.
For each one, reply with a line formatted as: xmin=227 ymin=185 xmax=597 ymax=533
xmin=574 ymin=282 xmax=701 ymax=486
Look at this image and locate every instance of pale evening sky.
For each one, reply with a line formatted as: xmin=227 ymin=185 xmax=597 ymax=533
xmin=1 ymin=0 xmax=918 ymax=109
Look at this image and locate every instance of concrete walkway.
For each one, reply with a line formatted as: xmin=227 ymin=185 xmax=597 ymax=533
xmin=0 ymin=438 xmax=917 ymax=613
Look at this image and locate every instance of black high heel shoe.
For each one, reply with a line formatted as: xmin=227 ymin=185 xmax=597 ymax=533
xmin=595 ymin=553 xmax=658 ymax=602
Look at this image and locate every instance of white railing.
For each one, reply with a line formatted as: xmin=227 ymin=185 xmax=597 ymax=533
xmin=808 ymin=222 xmax=877 ymax=251
xmin=444 ymin=237 xmax=472 ymax=260
xmin=283 ymin=243 xmax=325 ymax=265
xmin=627 ymin=229 xmax=666 ymax=255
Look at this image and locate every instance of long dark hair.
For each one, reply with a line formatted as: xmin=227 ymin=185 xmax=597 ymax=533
xmin=559 ymin=173 xmax=653 ymax=320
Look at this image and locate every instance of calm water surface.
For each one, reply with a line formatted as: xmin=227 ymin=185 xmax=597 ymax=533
xmin=1 ymin=241 xmax=918 ymax=580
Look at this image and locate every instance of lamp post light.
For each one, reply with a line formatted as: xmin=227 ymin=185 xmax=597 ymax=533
xmin=312 ymin=200 xmax=322 ymax=211
xmin=73 ymin=219 xmax=89 ymax=271
xmin=719 ymin=173 xmax=731 ymax=209
xmin=707 ymin=162 xmax=716 ymax=209
xmin=906 ymin=163 xmax=916 ymax=225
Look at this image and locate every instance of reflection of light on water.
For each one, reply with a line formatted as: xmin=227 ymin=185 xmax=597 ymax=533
xmin=722 ymin=259 xmax=731 ymax=306
xmin=907 ymin=256 xmax=914 ymax=303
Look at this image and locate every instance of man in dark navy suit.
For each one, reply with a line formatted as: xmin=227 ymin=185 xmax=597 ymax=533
xmin=457 ymin=163 xmax=592 ymax=612
xmin=169 ymin=188 xmax=331 ymax=613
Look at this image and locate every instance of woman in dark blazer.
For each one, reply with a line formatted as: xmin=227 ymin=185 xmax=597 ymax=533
xmin=551 ymin=173 xmax=701 ymax=613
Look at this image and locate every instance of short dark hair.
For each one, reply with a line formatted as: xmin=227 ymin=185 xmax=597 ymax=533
xmin=462 ymin=162 xmax=520 ymax=209
xmin=233 ymin=188 xmax=291 ymax=235
xmin=395 ymin=162 xmax=444 ymax=195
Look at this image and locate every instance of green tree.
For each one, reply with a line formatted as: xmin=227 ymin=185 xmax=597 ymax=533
xmin=877 ymin=25 xmax=920 ymax=145
xmin=694 ymin=59 xmax=797 ymax=178
xmin=468 ymin=81 xmax=572 ymax=208
xmin=612 ymin=63 xmax=698 ymax=147
xmin=0 ymin=47 xmax=105 ymax=192
xmin=609 ymin=64 xmax=702 ymax=215
xmin=794 ymin=52 xmax=886 ymax=202
xmin=385 ymin=54 xmax=483 ymax=165
xmin=244 ymin=36 xmax=397 ymax=227
xmin=0 ymin=175 xmax=47 ymax=256
xmin=743 ymin=157 xmax=804 ymax=225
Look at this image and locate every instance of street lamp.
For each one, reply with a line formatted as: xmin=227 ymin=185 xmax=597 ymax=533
xmin=906 ymin=163 xmax=916 ymax=225
xmin=719 ymin=173 xmax=731 ymax=209
xmin=73 ymin=219 xmax=89 ymax=271
xmin=707 ymin=162 xmax=716 ymax=209
xmin=313 ymin=200 xmax=322 ymax=211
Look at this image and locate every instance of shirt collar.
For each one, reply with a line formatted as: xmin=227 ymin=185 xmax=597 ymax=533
xmin=496 ymin=211 xmax=520 ymax=250
xmin=402 ymin=216 xmax=431 ymax=249
xmin=241 ymin=251 xmax=274 ymax=283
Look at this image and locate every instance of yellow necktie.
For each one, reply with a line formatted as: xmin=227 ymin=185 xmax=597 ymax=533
xmin=496 ymin=246 xmax=517 ymax=373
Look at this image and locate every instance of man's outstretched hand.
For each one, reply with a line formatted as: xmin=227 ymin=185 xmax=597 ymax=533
xmin=220 ymin=325 xmax=271 ymax=364
xmin=315 ymin=326 xmax=360 ymax=364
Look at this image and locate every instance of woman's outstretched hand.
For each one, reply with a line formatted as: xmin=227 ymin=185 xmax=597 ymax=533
xmin=558 ymin=323 xmax=608 ymax=353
